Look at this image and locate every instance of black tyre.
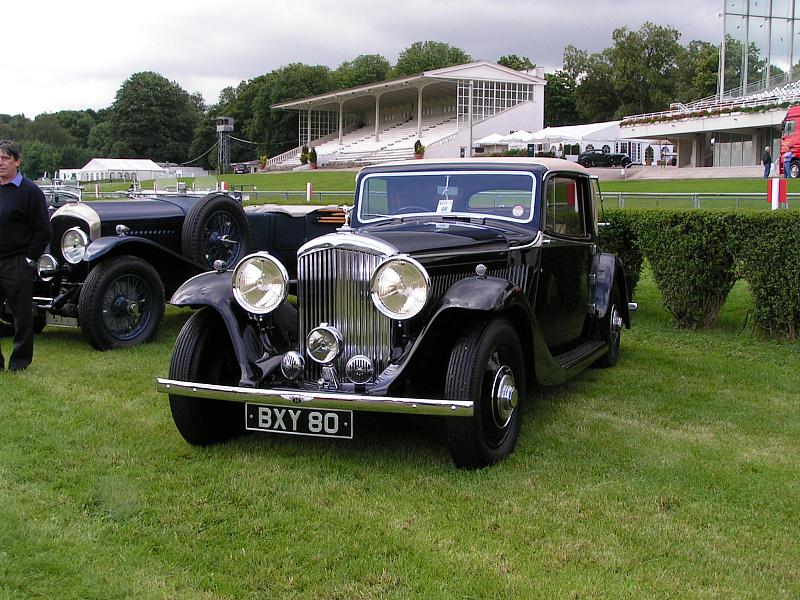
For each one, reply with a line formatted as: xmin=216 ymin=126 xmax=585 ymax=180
xmin=78 ymin=255 xmax=165 ymax=350
xmin=579 ymin=158 xmax=592 ymax=168
xmin=445 ymin=317 xmax=525 ymax=469
xmin=790 ymin=160 xmax=800 ymax=179
xmin=181 ymin=192 xmax=251 ymax=269
xmin=594 ymin=287 xmax=623 ymax=369
xmin=168 ymin=307 xmax=243 ymax=445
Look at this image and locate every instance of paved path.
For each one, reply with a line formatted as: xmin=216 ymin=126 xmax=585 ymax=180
xmin=589 ymin=165 xmax=764 ymax=180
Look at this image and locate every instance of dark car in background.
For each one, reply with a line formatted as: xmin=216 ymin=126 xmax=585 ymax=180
xmin=22 ymin=192 xmax=344 ymax=350
xmin=158 ymin=158 xmax=632 ymax=469
xmin=577 ymin=149 xmax=631 ymax=168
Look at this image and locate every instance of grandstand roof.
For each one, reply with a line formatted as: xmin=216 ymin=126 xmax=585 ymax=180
xmin=532 ymin=120 xmax=621 ymax=141
xmin=271 ymin=61 xmax=546 ymax=113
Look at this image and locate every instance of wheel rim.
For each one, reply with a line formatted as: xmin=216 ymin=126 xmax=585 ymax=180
xmin=792 ymin=163 xmax=799 ymax=178
xmin=101 ymin=274 xmax=153 ymax=341
xmin=201 ymin=210 xmax=242 ymax=267
xmin=609 ymin=304 xmax=622 ymax=350
xmin=482 ymin=351 xmax=518 ymax=448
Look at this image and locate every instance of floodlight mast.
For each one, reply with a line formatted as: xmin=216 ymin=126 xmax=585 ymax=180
xmin=216 ymin=116 xmax=234 ymax=174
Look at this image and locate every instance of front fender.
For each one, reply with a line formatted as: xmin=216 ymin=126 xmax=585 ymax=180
xmin=170 ymin=270 xmax=297 ymax=387
xmin=438 ymin=275 xmax=519 ymax=311
xmin=85 ymin=236 xmax=203 ymax=270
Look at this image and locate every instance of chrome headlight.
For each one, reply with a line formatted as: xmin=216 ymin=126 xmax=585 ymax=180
xmin=232 ymin=252 xmax=288 ymax=314
xmin=36 ymin=254 xmax=59 ymax=281
xmin=61 ymin=227 xmax=88 ymax=264
xmin=370 ymin=256 xmax=429 ymax=319
xmin=307 ymin=325 xmax=343 ymax=364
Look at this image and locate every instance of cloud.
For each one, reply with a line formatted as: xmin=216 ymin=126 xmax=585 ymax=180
xmin=4 ymin=0 xmax=721 ymax=116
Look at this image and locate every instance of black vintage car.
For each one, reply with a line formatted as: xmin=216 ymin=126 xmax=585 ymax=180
xmin=157 ymin=158 xmax=632 ymax=469
xmin=24 ymin=192 xmax=344 ymax=350
xmin=577 ymin=149 xmax=631 ymax=168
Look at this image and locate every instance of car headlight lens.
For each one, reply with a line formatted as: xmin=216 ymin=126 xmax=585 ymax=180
xmin=232 ymin=252 xmax=288 ymax=314
xmin=61 ymin=227 xmax=89 ymax=264
xmin=306 ymin=325 xmax=343 ymax=364
xmin=370 ymin=256 xmax=429 ymax=319
xmin=36 ymin=254 xmax=59 ymax=281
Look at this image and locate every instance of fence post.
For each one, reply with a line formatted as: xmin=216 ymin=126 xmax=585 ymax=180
xmin=618 ymin=192 xmax=623 ymax=208
xmin=693 ymin=194 xmax=700 ymax=208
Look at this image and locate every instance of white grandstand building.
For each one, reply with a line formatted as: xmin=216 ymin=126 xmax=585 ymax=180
xmin=268 ymin=61 xmax=546 ymax=169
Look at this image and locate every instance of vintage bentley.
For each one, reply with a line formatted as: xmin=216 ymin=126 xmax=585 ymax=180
xmin=25 ymin=192 xmax=344 ymax=350
xmin=157 ymin=158 xmax=632 ymax=469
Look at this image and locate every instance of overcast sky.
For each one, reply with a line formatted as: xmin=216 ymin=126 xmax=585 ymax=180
xmin=6 ymin=0 xmax=723 ymax=117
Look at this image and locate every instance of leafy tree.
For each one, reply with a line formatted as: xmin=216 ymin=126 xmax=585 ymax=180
xmin=54 ymin=110 xmax=97 ymax=148
xmin=544 ymin=70 xmax=581 ymax=126
xmin=108 ymin=71 xmax=202 ymax=162
xmin=29 ymin=114 xmax=74 ymax=148
xmin=18 ymin=140 xmax=60 ymax=179
xmin=497 ymin=54 xmax=535 ymax=71
xmin=332 ymin=54 xmax=391 ymax=89
xmin=247 ymin=63 xmax=334 ymax=157
xmin=392 ymin=41 xmax=471 ymax=77
xmin=676 ymin=40 xmax=719 ymax=101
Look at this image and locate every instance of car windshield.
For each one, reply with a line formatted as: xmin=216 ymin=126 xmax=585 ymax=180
xmin=357 ymin=170 xmax=536 ymax=223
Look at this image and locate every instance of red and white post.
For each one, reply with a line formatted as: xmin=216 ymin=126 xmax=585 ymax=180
xmin=768 ymin=177 xmax=787 ymax=210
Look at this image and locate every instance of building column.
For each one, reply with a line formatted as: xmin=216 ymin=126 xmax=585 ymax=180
xmin=307 ymin=106 xmax=312 ymax=147
xmin=417 ymin=86 xmax=424 ymax=139
xmin=374 ymin=93 xmax=382 ymax=141
xmin=338 ymin=100 xmax=344 ymax=146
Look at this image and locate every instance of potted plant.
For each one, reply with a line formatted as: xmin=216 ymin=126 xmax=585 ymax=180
xmin=309 ymin=147 xmax=318 ymax=169
xmin=644 ymin=145 xmax=654 ymax=166
xmin=300 ymin=145 xmax=309 ymax=165
xmin=414 ymin=139 xmax=425 ymax=159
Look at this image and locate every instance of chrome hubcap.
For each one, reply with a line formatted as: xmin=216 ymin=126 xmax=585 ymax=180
xmin=491 ymin=366 xmax=518 ymax=428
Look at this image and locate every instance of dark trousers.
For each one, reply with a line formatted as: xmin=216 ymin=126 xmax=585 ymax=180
xmin=0 ymin=254 xmax=35 ymax=370
xmin=764 ymin=162 xmax=771 ymax=178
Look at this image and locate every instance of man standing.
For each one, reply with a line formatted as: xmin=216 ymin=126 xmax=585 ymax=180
xmin=0 ymin=140 xmax=51 ymax=371
xmin=762 ymin=145 xmax=772 ymax=178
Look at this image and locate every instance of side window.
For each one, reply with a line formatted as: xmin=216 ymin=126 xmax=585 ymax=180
xmin=544 ymin=176 xmax=589 ymax=238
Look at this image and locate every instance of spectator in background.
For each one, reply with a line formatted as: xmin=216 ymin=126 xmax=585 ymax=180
xmin=0 ymin=140 xmax=51 ymax=372
xmin=762 ymin=146 xmax=772 ymax=178
xmin=783 ymin=149 xmax=794 ymax=178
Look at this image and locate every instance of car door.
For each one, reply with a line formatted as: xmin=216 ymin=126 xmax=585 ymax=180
xmin=534 ymin=173 xmax=594 ymax=352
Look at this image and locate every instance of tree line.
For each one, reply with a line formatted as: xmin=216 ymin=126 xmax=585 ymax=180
xmin=1 ymin=26 xmax=721 ymax=178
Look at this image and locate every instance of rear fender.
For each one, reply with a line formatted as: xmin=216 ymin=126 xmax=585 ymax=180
xmin=593 ymin=253 xmax=630 ymax=327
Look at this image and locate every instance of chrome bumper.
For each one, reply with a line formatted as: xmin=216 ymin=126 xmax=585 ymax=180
xmin=156 ymin=378 xmax=473 ymax=417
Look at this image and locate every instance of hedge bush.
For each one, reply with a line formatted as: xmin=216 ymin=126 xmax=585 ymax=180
xmin=634 ymin=210 xmax=738 ymax=328
xmin=597 ymin=208 xmax=643 ymax=300
xmin=730 ymin=212 xmax=800 ymax=340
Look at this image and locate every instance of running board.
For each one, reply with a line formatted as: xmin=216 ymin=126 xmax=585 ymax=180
xmin=553 ymin=340 xmax=606 ymax=370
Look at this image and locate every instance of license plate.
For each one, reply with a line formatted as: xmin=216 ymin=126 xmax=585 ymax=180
xmin=46 ymin=313 xmax=78 ymax=327
xmin=245 ymin=403 xmax=353 ymax=439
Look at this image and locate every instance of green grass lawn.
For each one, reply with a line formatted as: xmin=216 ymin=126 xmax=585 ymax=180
xmin=1 ymin=270 xmax=798 ymax=598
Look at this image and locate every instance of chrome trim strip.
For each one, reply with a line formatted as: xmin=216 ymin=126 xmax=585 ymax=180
xmin=157 ymin=378 xmax=473 ymax=417
xmin=51 ymin=203 xmax=101 ymax=240
xmin=298 ymin=231 xmax=398 ymax=258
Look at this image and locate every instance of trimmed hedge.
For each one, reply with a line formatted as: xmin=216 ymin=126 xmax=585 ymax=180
xmin=730 ymin=212 xmax=800 ymax=340
xmin=597 ymin=209 xmax=800 ymax=338
xmin=597 ymin=208 xmax=643 ymax=300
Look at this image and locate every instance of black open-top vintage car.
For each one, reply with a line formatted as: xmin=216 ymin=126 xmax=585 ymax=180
xmin=24 ymin=192 xmax=344 ymax=349
xmin=157 ymin=158 xmax=632 ymax=468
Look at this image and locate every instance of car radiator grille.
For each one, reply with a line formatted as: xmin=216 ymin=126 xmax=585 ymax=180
xmin=297 ymin=248 xmax=393 ymax=379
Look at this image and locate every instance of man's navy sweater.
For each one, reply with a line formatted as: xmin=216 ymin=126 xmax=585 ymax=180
xmin=0 ymin=177 xmax=52 ymax=260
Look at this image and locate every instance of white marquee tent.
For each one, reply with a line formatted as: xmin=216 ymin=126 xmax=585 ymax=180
xmin=58 ymin=158 xmax=168 ymax=182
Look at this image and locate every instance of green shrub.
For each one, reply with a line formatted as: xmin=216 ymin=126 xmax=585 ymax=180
xmin=597 ymin=209 xmax=643 ymax=300
xmin=730 ymin=212 xmax=800 ymax=340
xmin=634 ymin=210 xmax=737 ymax=328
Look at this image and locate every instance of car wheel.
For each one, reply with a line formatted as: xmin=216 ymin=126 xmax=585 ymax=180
xmin=78 ymin=255 xmax=165 ymax=350
xmin=168 ymin=307 xmax=243 ymax=445
xmin=181 ymin=192 xmax=251 ymax=269
xmin=579 ymin=159 xmax=591 ymax=168
xmin=445 ymin=317 xmax=525 ymax=469
xmin=790 ymin=160 xmax=800 ymax=179
xmin=593 ymin=287 xmax=623 ymax=369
